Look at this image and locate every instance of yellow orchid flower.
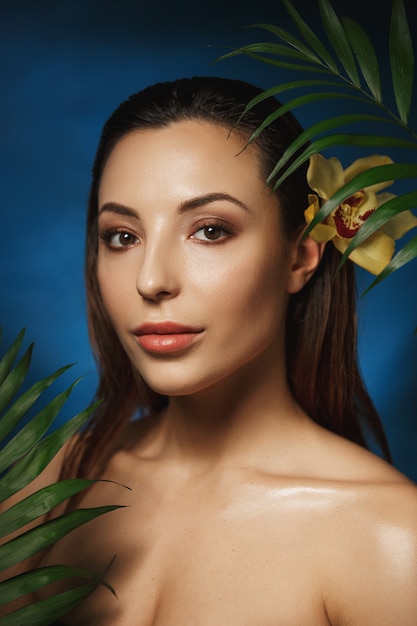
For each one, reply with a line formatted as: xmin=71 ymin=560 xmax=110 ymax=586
xmin=304 ymin=154 xmax=417 ymax=275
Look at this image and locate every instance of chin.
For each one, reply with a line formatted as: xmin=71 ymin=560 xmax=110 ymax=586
xmin=142 ymin=377 xmax=214 ymax=398
xmin=138 ymin=361 xmax=256 ymax=400
xmin=129 ymin=340 xmax=279 ymax=399
xmin=134 ymin=361 xmax=225 ymax=398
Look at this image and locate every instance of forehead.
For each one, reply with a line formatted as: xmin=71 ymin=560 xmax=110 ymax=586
xmin=98 ymin=120 xmax=268 ymax=208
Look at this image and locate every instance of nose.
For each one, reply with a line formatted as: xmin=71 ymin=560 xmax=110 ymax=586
xmin=136 ymin=239 xmax=180 ymax=302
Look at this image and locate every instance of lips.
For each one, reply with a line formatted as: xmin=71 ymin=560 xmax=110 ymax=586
xmin=133 ymin=322 xmax=204 ymax=354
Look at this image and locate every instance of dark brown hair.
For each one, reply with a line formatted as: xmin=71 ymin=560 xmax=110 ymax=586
xmin=63 ymin=76 xmax=390 ymax=481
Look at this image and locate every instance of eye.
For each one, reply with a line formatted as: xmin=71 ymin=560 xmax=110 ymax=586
xmin=100 ymin=229 xmax=139 ymax=249
xmin=192 ymin=222 xmax=231 ymax=243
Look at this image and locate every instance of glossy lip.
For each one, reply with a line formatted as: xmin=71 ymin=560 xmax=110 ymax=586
xmin=134 ymin=322 xmax=204 ymax=335
xmin=133 ymin=322 xmax=204 ymax=354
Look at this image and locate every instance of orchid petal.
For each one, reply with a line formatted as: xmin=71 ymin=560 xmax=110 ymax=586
xmin=304 ymin=196 xmax=336 ymax=241
xmin=332 ymin=237 xmax=349 ymax=255
xmin=307 ymin=154 xmax=344 ymax=198
xmin=309 ymin=223 xmax=336 ymax=243
xmin=304 ymin=197 xmax=320 ymax=224
xmin=308 ymin=193 xmax=320 ymax=208
xmin=366 ymin=180 xmax=394 ymax=195
xmin=334 ymin=230 xmax=395 ymax=274
xmin=376 ymin=192 xmax=396 ymax=207
xmin=380 ymin=210 xmax=417 ymax=239
xmin=344 ymin=155 xmax=394 ymax=193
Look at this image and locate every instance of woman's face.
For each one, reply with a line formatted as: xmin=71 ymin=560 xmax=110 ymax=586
xmin=97 ymin=120 xmax=296 ymax=397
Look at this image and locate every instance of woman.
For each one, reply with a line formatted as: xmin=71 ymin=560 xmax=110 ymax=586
xmin=3 ymin=77 xmax=417 ymax=624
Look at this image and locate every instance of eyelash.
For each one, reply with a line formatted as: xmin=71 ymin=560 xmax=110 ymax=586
xmin=99 ymin=219 xmax=233 ymax=251
xmin=99 ymin=228 xmax=139 ymax=250
xmin=191 ymin=220 xmax=232 ymax=244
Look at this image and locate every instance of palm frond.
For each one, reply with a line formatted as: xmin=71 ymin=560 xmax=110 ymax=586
xmin=266 ymin=114 xmax=398 ymax=183
xmin=0 ymin=379 xmax=81 ymax=476
xmin=246 ymin=92 xmax=374 ymax=144
xmin=390 ymin=0 xmax=414 ymax=123
xmin=234 ymin=79 xmax=345 ymax=117
xmin=270 ymin=133 xmax=417 ymax=190
xmin=318 ymin=0 xmax=360 ymax=85
xmin=0 ymin=340 xmax=33 ymax=416
xmin=0 ymin=479 xmax=97 ymax=539
xmin=281 ymin=0 xmax=338 ymax=71
xmin=218 ymin=0 xmax=417 ymax=285
xmin=217 ymin=47 xmax=330 ymax=73
xmin=0 ymin=329 xmax=26 ymax=387
xmin=0 ymin=364 xmax=72 ymax=444
xmin=341 ymin=17 xmax=382 ymax=102
xmin=246 ymin=23 xmax=323 ymax=64
xmin=0 ymin=506 xmax=122 ymax=572
xmin=0 ymin=563 xmax=116 ymax=609
xmin=363 ymin=234 xmax=417 ymax=293
xmin=0 ymin=557 xmax=116 ymax=626
xmin=0 ymin=330 xmax=123 ymax=624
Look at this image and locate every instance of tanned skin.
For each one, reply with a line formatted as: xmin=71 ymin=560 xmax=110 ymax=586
xmin=2 ymin=122 xmax=416 ymax=625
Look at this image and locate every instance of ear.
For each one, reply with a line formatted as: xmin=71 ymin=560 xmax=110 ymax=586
xmin=286 ymin=230 xmax=326 ymax=295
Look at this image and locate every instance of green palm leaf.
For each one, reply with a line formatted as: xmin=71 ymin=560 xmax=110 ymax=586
xmin=0 ymin=506 xmax=121 ymax=572
xmin=281 ymin=0 xmax=338 ymax=71
xmin=390 ymin=0 xmax=414 ymax=123
xmin=0 ymin=329 xmax=25 ymax=387
xmin=266 ymin=114 xmax=397 ymax=182
xmin=218 ymin=0 xmax=417 ymax=283
xmin=217 ymin=47 xmax=330 ymax=73
xmin=247 ymin=92 xmax=373 ymax=144
xmin=0 ymin=403 xmax=98 ymax=505
xmin=0 ymin=479 xmax=97 ymax=538
xmin=0 ymin=556 xmax=116 ymax=626
xmin=0 ymin=380 xmax=81 ymax=475
xmin=341 ymin=17 xmax=382 ymax=102
xmin=246 ymin=23 xmax=322 ymax=64
xmin=318 ymin=0 xmax=360 ymax=86
xmin=363 ymin=234 xmax=417 ymax=292
xmin=0 ymin=563 xmax=115 ymax=608
xmin=271 ymin=135 xmax=417 ymax=190
xmin=235 ymin=79 xmax=345 ymax=117
xmin=223 ymin=42 xmax=316 ymax=62
xmin=0 ymin=342 xmax=33 ymax=415
xmin=0 ymin=364 xmax=72 ymax=443
xmin=0 ymin=581 xmax=104 ymax=626
xmin=0 ymin=331 xmax=123 ymax=623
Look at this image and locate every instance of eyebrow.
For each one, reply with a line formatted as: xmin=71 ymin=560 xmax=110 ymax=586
xmin=98 ymin=193 xmax=249 ymax=219
xmin=177 ymin=193 xmax=250 ymax=213
xmin=99 ymin=202 xmax=139 ymax=218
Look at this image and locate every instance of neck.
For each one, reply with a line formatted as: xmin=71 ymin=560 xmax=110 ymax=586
xmin=152 ymin=354 xmax=309 ymax=471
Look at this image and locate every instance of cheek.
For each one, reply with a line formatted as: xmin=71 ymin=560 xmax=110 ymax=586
xmin=195 ymin=243 xmax=289 ymax=335
xmin=96 ymin=256 xmax=133 ymax=324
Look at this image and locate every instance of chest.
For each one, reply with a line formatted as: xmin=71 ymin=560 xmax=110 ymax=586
xmin=41 ymin=477 xmax=332 ymax=625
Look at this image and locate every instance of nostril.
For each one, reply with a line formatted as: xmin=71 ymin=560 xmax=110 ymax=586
xmin=136 ymin=284 xmax=177 ymax=302
xmin=135 ymin=248 xmax=180 ymax=301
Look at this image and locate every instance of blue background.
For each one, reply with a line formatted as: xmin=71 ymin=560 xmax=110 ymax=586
xmin=0 ymin=0 xmax=416 ymax=480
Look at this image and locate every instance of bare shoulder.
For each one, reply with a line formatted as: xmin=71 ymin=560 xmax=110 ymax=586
xmin=322 ymin=480 xmax=417 ymax=625
xmin=300 ymin=416 xmax=412 ymax=481
xmin=272 ymin=420 xmax=417 ymax=624
xmin=309 ymin=432 xmax=417 ymax=625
